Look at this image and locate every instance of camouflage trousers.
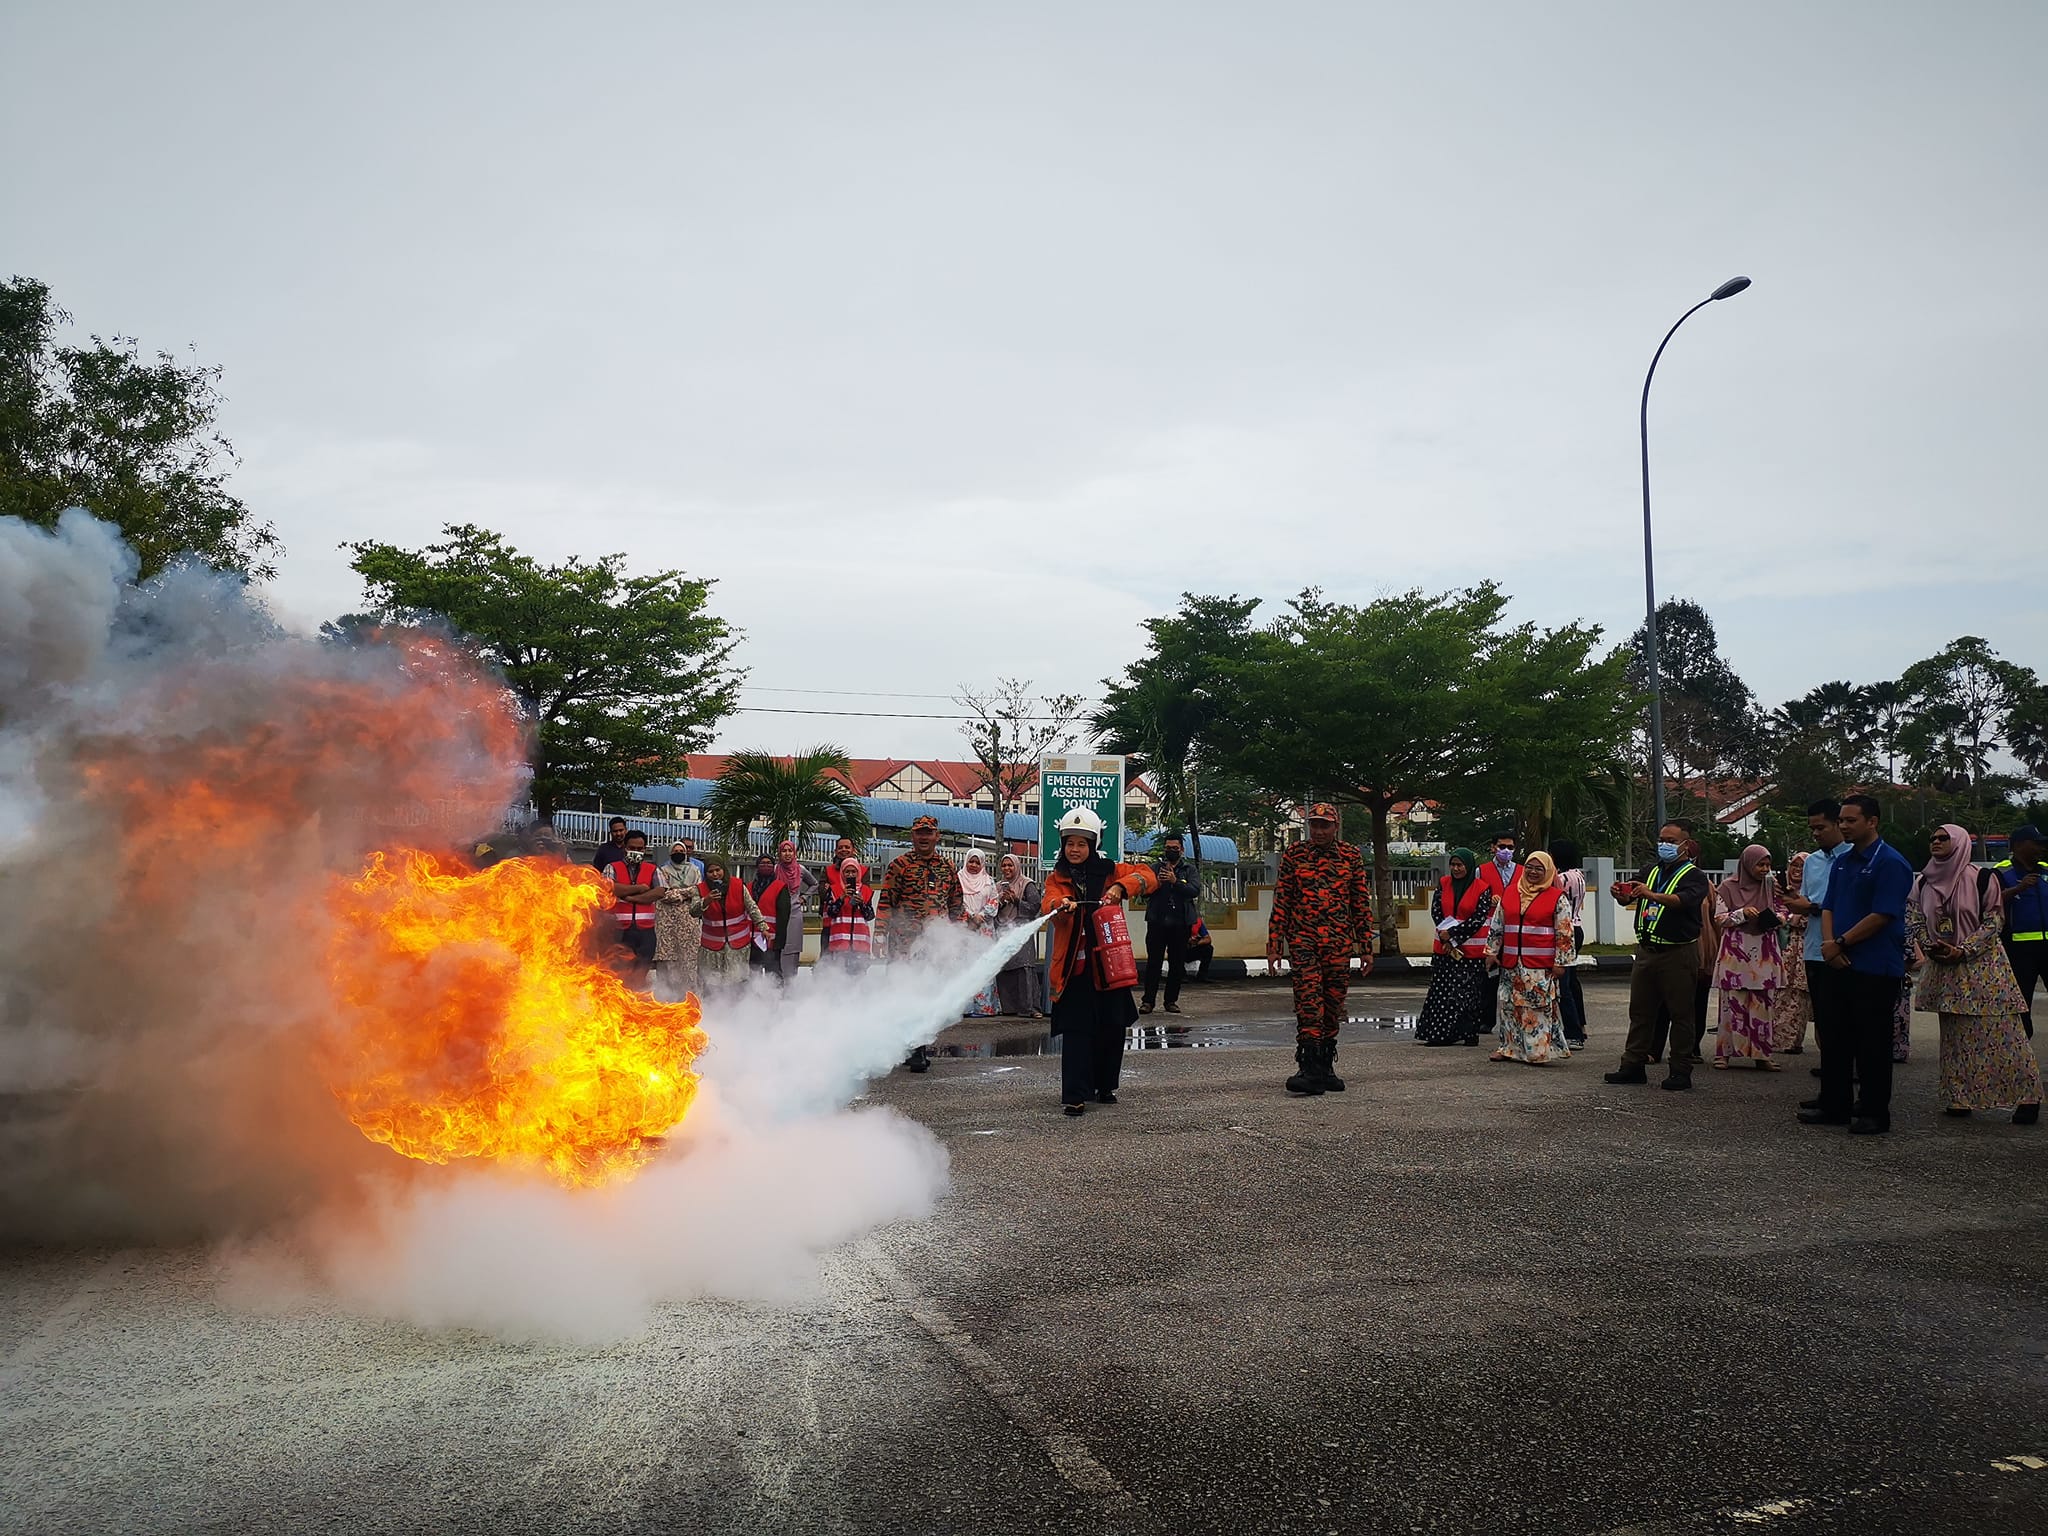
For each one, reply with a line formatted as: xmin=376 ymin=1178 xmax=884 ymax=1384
xmin=1290 ymin=960 xmax=1350 ymax=1041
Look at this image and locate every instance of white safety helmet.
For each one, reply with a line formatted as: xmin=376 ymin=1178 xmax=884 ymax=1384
xmin=1057 ymin=806 xmax=1104 ymax=845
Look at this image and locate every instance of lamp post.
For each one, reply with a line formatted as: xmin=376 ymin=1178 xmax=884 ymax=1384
xmin=1641 ymin=275 xmax=1751 ymax=835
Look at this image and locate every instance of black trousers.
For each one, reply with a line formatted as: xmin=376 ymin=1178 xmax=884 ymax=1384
xmin=2006 ymin=939 xmax=2044 ymax=1039
xmin=1817 ymin=969 xmax=1901 ymax=1125
xmin=1557 ymin=965 xmax=1588 ymax=1045
xmin=1053 ymin=973 xmax=1134 ymax=1104
xmin=1142 ymin=922 xmax=1189 ymax=1006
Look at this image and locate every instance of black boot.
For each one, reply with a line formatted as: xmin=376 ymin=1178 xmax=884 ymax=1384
xmin=904 ymin=1044 xmax=931 ymax=1073
xmin=1286 ymin=1038 xmax=1325 ymax=1096
xmin=1320 ymin=1039 xmax=1346 ymax=1092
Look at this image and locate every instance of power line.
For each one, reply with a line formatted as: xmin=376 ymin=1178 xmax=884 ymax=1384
xmin=729 ymin=705 xmax=1078 ymax=720
xmin=741 ymin=685 xmax=962 ymax=700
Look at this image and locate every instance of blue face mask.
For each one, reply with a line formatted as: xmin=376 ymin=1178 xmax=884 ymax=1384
xmin=1657 ymin=841 xmax=1681 ymax=862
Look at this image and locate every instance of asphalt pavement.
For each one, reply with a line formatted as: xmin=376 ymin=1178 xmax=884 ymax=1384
xmin=5 ymin=977 xmax=2047 ymax=1535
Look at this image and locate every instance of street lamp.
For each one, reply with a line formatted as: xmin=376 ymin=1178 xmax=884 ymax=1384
xmin=1640 ymin=275 xmax=1751 ymax=835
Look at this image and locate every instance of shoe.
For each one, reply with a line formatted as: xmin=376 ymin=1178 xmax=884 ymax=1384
xmin=905 ymin=1045 xmax=931 ymax=1074
xmin=2015 ymin=1103 xmax=2040 ymax=1126
xmin=1943 ymin=1107 xmax=1973 ymax=1118
xmin=1660 ymin=1072 xmax=1693 ymax=1092
xmin=1162 ymin=1002 xmax=1183 ymax=1015
xmin=1286 ymin=1040 xmax=1326 ymax=1097
xmin=1320 ymin=1040 xmax=1345 ymax=1093
xmin=1797 ymin=1108 xmax=1850 ymax=1126
xmin=1138 ymin=1001 xmax=1154 ymax=1015
xmin=1063 ymin=1102 xmax=1085 ymax=1117
xmin=1783 ymin=1045 xmax=1805 ymax=1055
xmin=1848 ymin=1117 xmax=1888 ymax=1135
xmin=1422 ymin=1039 xmax=1456 ymax=1048
xmin=1603 ymin=1065 xmax=1649 ymax=1085
xmin=1799 ymin=1097 xmax=1824 ymax=1111
xmin=1460 ymin=1035 xmax=1480 ymax=1047
xmin=1096 ymin=1090 xmax=1118 ymax=1105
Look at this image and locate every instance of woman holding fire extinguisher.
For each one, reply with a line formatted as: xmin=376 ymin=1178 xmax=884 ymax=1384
xmin=1043 ymin=807 xmax=1160 ymax=1117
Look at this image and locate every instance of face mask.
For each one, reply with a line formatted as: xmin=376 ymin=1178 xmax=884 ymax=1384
xmin=1657 ymin=841 xmax=1680 ymax=862
xmin=625 ymin=849 xmax=644 ymax=863
xmin=671 ymin=853 xmax=686 ymax=864
xmin=1164 ymin=849 xmax=1181 ymax=863
xmin=1494 ymin=848 xmax=1513 ymax=865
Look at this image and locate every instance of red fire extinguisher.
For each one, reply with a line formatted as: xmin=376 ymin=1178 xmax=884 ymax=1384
xmin=1091 ymin=902 xmax=1139 ymax=990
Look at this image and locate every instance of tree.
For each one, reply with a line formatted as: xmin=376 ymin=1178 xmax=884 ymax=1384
xmin=2005 ymin=683 xmax=2048 ymax=783
xmin=1198 ymin=585 xmax=1633 ymax=953
xmin=703 ymin=747 xmax=871 ymax=853
xmin=348 ymin=523 xmax=740 ymax=818
xmin=0 ymin=275 xmax=277 ymax=579
xmin=1622 ymin=600 xmax=1768 ymax=825
xmin=956 ymin=679 xmax=1084 ymax=852
xmin=1898 ymin=637 xmax=2032 ymax=812
xmin=1090 ymin=595 xmax=1262 ymax=874
xmin=1861 ymin=678 xmax=1913 ymax=786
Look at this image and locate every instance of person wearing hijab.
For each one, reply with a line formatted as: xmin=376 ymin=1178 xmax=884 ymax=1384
xmin=1549 ymin=838 xmax=1590 ymax=1051
xmin=748 ymin=855 xmax=793 ymax=982
xmin=696 ymin=857 xmax=765 ymax=996
xmin=994 ymin=852 xmax=1045 ymax=1018
xmin=1484 ymin=850 xmax=1575 ymax=1063
xmin=1042 ymin=811 xmax=1159 ymax=1116
xmin=1907 ymin=824 xmax=2041 ymax=1124
xmin=818 ymin=856 xmax=878 ymax=976
xmin=1417 ymin=848 xmax=1494 ymax=1046
xmin=1771 ymin=851 xmax=1814 ymax=1054
xmin=1710 ymin=844 xmax=1786 ymax=1069
xmin=958 ymin=851 xmax=1001 ymax=1015
xmin=651 ymin=843 xmax=706 ymax=1004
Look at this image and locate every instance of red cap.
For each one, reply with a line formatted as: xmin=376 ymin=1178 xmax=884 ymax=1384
xmin=1305 ymin=803 xmax=1339 ymax=823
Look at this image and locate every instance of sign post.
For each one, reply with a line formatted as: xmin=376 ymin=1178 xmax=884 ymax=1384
xmin=1037 ymin=755 xmax=1126 ymax=869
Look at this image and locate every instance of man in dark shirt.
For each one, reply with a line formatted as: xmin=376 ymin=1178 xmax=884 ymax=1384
xmin=1803 ymin=793 xmax=1914 ymax=1134
xmin=590 ymin=816 xmax=630 ymax=872
xmin=1139 ymin=833 xmax=1200 ymax=1016
xmin=1605 ymin=820 xmax=1713 ymax=1090
xmin=1995 ymin=823 xmax=2047 ymax=1040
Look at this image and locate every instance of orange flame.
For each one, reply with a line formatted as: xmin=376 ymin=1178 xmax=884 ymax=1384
xmin=323 ymin=852 xmax=709 ymax=1187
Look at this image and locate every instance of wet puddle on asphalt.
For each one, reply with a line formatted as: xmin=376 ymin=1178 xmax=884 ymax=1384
xmin=938 ymin=1014 xmax=1417 ymax=1058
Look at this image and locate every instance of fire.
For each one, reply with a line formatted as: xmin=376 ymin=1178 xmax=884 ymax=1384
xmin=324 ymin=851 xmax=709 ymax=1187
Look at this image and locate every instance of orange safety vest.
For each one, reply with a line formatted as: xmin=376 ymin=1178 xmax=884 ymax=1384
xmin=1498 ymin=884 xmax=1564 ymax=971
xmin=699 ymin=882 xmax=752 ymax=950
xmin=606 ymin=859 xmax=660 ymax=927
xmin=822 ymin=884 xmax=876 ymax=954
xmin=1436 ymin=875 xmax=1491 ymax=959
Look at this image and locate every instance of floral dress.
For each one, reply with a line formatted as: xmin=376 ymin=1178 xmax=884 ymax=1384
xmin=1770 ymin=909 xmax=1811 ymax=1052
xmin=1416 ymin=885 xmax=1494 ymax=1044
xmin=1484 ymin=900 xmax=1575 ymax=1064
xmin=1713 ymin=887 xmax=1786 ymax=1065
xmin=651 ymin=877 xmax=704 ymax=1005
xmin=1907 ymin=891 xmax=2042 ymax=1111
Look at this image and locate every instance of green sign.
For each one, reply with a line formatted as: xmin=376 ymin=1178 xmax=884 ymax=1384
xmin=1037 ymin=755 xmax=1126 ymax=869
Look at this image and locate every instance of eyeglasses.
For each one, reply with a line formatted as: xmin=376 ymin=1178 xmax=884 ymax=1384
xmin=1930 ymin=833 xmax=1953 ymax=844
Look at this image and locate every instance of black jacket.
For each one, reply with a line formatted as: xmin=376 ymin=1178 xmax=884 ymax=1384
xmin=1145 ymin=859 xmax=1200 ymax=930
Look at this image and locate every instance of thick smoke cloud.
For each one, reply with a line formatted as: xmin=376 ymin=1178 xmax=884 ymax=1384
xmin=0 ymin=513 xmax=988 ymax=1339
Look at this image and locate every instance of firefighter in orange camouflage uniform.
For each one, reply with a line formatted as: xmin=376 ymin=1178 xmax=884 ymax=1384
xmin=1267 ymin=804 xmax=1374 ymax=1096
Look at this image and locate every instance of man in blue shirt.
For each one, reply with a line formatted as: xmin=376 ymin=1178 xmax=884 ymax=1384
xmin=1779 ymin=799 xmax=1849 ymax=1085
xmin=1995 ymin=823 xmax=2047 ymax=1040
xmin=1802 ymin=793 xmax=1914 ymax=1135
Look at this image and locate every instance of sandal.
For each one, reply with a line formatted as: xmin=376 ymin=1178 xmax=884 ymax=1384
xmin=1063 ymin=1103 xmax=1086 ymax=1117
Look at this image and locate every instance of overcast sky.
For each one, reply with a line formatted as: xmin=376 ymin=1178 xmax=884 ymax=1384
xmin=7 ymin=1 xmax=2043 ymax=762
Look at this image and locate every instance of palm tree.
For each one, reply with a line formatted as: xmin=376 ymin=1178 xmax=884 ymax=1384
xmin=1860 ymin=678 xmax=1912 ymax=785
xmin=703 ymin=746 xmax=872 ymax=855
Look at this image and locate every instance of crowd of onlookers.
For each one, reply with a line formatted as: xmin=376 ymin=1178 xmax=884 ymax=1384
xmin=1412 ymin=797 xmax=2045 ymax=1134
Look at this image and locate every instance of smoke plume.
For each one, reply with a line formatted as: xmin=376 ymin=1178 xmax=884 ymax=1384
xmin=0 ymin=512 xmax=988 ymax=1339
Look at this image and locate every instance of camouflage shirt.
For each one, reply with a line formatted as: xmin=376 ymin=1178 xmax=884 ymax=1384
xmin=878 ymin=851 xmax=965 ymax=945
xmin=1270 ymin=839 xmax=1373 ymax=960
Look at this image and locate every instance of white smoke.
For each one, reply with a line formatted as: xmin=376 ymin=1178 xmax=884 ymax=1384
xmin=0 ymin=512 xmax=1008 ymax=1341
